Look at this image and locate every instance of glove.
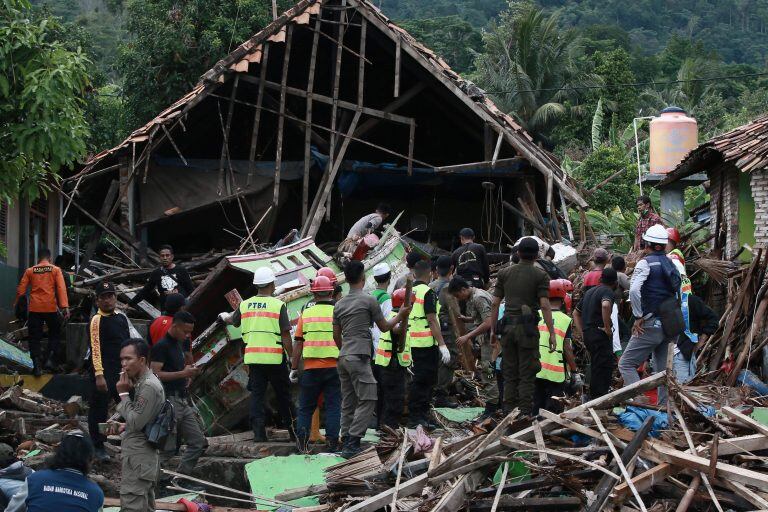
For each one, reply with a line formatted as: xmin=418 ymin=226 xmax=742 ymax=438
xmin=439 ymin=345 xmax=451 ymax=365
xmin=571 ymin=373 xmax=584 ymax=388
xmin=289 ymin=369 xmax=299 ymax=383
xmin=218 ymin=311 xmax=234 ymax=324
xmin=614 ymin=350 xmax=623 ymax=358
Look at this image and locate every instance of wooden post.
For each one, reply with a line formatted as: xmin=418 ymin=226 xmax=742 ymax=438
xmin=394 ymin=35 xmax=401 ymax=97
xmin=407 ymin=119 xmax=415 ymax=176
xmin=218 ymin=74 xmax=240 ymax=196
xmin=80 ymin=180 xmax=120 ymax=271
xmin=357 ymin=19 xmax=367 ymax=106
xmin=247 ymin=44 xmax=270 ymax=187
xmin=274 ymin=25 xmax=293 ymax=207
xmin=303 ymin=17 xmax=321 ymax=223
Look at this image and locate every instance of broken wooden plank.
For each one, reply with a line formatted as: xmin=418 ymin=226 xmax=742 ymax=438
xmin=345 ymin=473 xmax=427 ymax=512
xmin=273 ymin=24 xmax=293 ymax=208
xmin=721 ymin=406 xmax=768 ymax=437
xmin=469 ymin=497 xmax=582 ymax=511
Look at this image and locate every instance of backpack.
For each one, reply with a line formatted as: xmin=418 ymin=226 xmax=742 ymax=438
xmin=143 ymin=399 xmax=176 ymax=448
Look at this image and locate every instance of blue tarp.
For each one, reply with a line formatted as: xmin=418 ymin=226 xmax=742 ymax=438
xmin=616 ymin=406 xmax=669 ymax=437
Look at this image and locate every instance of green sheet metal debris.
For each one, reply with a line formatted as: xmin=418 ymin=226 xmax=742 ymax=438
xmin=245 ymin=454 xmax=344 ymax=509
xmin=434 ymin=407 xmax=485 ymax=423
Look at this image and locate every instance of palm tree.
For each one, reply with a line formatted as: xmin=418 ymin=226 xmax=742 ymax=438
xmin=475 ymin=3 xmax=600 ymax=142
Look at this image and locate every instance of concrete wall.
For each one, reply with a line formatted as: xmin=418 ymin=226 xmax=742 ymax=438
xmin=752 ymin=169 xmax=768 ymax=248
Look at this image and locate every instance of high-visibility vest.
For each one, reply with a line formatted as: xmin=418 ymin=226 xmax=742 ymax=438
xmin=536 ymin=311 xmax=572 ymax=383
xmin=375 ymin=312 xmax=411 ymax=367
xmin=301 ymin=303 xmax=338 ymax=359
xmin=240 ymin=295 xmax=285 ymax=364
xmin=407 ymin=284 xmax=440 ymax=348
xmin=668 ymin=249 xmax=692 ymax=294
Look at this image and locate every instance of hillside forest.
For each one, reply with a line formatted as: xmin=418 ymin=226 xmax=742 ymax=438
xmin=6 ymin=0 xmax=768 ymax=244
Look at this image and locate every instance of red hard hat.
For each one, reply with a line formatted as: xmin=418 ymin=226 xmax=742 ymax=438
xmin=311 ymin=275 xmax=335 ymax=293
xmin=666 ymin=227 xmax=681 ymax=244
xmin=316 ymin=267 xmax=338 ymax=285
xmin=548 ymin=279 xmax=567 ymax=300
xmin=392 ymin=288 xmax=414 ymax=309
xmin=564 ymin=294 xmax=573 ymax=313
xmin=558 ymin=279 xmax=574 ymax=292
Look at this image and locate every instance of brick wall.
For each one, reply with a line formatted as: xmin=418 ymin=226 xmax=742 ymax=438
xmin=752 ymin=169 xmax=768 ymax=248
xmin=709 ymin=164 xmax=740 ymax=258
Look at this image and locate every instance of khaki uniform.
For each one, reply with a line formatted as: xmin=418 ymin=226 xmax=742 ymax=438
xmin=430 ymin=278 xmax=459 ymax=397
xmin=493 ymin=261 xmax=549 ymax=415
xmin=117 ymin=370 xmax=165 ymax=512
xmin=465 ymin=288 xmax=498 ymax=406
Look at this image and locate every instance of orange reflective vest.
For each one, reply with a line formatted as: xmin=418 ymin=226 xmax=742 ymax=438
xmin=240 ymin=295 xmax=285 ymax=364
xmin=301 ymin=303 xmax=338 ymax=359
xmin=536 ymin=311 xmax=572 ymax=383
xmin=375 ymin=311 xmax=411 ymax=367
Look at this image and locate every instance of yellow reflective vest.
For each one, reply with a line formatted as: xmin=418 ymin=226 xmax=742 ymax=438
xmin=240 ymin=295 xmax=285 ymax=364
xmin=301 ymin=303 xmax=338 ymax=359
xmin=375 ymin=311 xmax=411 ymax=367
xmin=407 ymin=283 xmax=440 ymax=348
xmin=536 ymin=310 xmax=572 ymax=383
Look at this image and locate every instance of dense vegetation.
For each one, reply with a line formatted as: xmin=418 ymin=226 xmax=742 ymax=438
xmin=7 ymin=0 xmax=768 ymax=229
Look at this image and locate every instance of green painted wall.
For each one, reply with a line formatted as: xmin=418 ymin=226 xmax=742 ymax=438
xmin=738 ymin=171 xmax=756 ymax=262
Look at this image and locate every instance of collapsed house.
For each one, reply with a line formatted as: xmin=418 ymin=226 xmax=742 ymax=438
xmin=62 ymin=0 xmax=586 ymax=260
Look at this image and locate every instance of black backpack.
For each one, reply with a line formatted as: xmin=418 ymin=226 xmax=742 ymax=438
xmin=144 ymin=399 xmax=176 ymax=448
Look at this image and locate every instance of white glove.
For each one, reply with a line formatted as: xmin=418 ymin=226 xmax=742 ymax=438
xmin=439 ymin=345 xmax=451 ymax=365
xmin=218 ymin=311 xmax=234 ymax=324
xmin=289 ymin=369 xmax=299 ymax=383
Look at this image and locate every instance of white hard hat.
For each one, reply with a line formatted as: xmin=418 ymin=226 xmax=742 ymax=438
xmin=372 ymin=262 xmax=391 ymax=277
xmin=642 ymin=224 xmax=668 ymax=245
xmin=252 ymin=266 xmax=276 ymax=286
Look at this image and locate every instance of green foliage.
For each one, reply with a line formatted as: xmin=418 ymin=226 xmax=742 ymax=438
xmin=380 ymin=0 xmax=505 ymax=27
xmin=118 ymin=0 xmax=290 ymax=126
xmin=572 ymin=145 xmax=636 ymax=213
xmin=591 ymin=48 xmax=636 ymax=125
xmin=398 ymin=16 xmax=482 ymax=74
xmin=0 ymin=0 xmax=90 ymax=201
xmin=583 ymin=207 xmax=638 ymax=254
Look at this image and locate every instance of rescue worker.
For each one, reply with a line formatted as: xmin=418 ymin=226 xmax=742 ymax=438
xmin=148 ymin=292 xmax=186 ymax=346
xmin=449 ymin=277 xmax=498 ymax=416
xmin=150 ymin=311 xmax=207 ymax=487
xmin=219 ymin=267 xmax=294 ymax=441
xmin=373 ymin=287 xmax=411 ymax=429
xmin=666 ymin=227 xmax=692 ymax=295
xmin=116 ymin=338 xmax=165 ymax=512
xmin=490 ymin=237 xmax=554 ymax=417
xmin=451 ymin=228 xmax=489 ymax=288
xmin=333 ymin=261 xmax=411 ymax=458
xmin=393 ymin=251 xmax=423 ymax=290
xmin=290 ymin=276 xmax=341 ymax=453
xmin=406 ymin=260 xmax=451 ymax=429
xmin=619 ymin=224 xmax=681 ymax=404
xmin=574 ymin=268 xmax=618 ymax=399
xmin=14 ymin=247 xmax=69 ymax=375
xmin=430 ymin=255 xmax=460 ymax=408
xmin=582 ymin=248 xmax=610 ymax=291
xmin=347 ymin=203 xmax=391 ymax=240
xmin=533 ymin=280 xmax=578 ymax=414
xmin=87 ymin=282 xmax=131 ymax=462
xmin=371 ymin=262 xmax=393 ymax=351
xmin=6 ymin=431 xmax=103 ymax=512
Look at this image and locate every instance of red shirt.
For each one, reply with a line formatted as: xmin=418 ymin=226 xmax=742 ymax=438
xmin=635 ymin=211 xmax=663 ymax=246
xmin=583 ymin=269 xmax=602 ymax=288
xmin=149 ymin=315 xmax=173 ymax=345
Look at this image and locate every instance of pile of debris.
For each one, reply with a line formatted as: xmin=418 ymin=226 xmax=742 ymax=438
xmin=275 ymin=372 xmax=768 ymax=511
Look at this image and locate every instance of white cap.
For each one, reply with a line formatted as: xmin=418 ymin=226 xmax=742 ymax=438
xmin=642 ymin=224 xmax=668 ymax=244
xmin=252 ymin=266 xmax=276 ymax=286
xmin=373 ymin=262 xmax=391 ymax=277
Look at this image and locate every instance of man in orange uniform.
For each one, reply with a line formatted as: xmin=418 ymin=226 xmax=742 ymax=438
xmin=15 ymin=248 xmax=69 ymax=376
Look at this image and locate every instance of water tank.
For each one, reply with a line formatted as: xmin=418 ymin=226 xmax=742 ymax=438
xmin=649 ymin=107 xmax=698 ymax=174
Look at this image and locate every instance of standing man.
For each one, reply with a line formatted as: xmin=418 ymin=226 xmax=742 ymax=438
xmin=333 ymin=261 xmax=411 ymax=458
xmin=393 ymin=251 xmax=422 ymax=290
xmin=150 ymin=311 xmax=207 ymax=484
xmin=220 ymin=267 xmax=294 ymax=442
xmin=374 ymin=288 xmax=411 ymax=429
xmin=14 ymin=247 xmax=69 ymax=375
xmin=619 ymin=225 xmax=681 ymax=404
xmin=449 ymin=277 xmax=498 ymax=416
xmin=346 ymin=203 xmax=392 ymax=240
xmin=370 ymin=262 xmax=393 ymax=352
xmin=430 ymin=256 xmax=460 ymax=408
xmin=574 ymin=268 xmax=619 ymax=398
xmin=633 ymin=195 xmax=663 ymax=251
xmin=406 ymin=261 xmax=451 ymax=429
xmin=490 ymin=237 xmax=554 ymax=417
xmin=87 ymin=282 xmax=130 ymax=462
xmin=291 ymin=276 xmax=341 ymax=453
xmin=148 ymin=293 xmax=186 ymax=346
xmin=451 ymin=228 xmax=489 ymax=288
xmin=116 ymin=339 xmax=165 ymax=512
xmin=129 ymin=245 xmax=194 ymax=310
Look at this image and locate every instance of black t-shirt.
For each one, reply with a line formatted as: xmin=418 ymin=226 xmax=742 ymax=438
xmin=150 ymin=334 xmax=191 ymax=395
xmin=129 ymin=265 xmax=195 ymax=308
xmin=451 ymin=243 xmax=490 ymax=283
xmin=578 ymin=285 xmax=615 ymax=329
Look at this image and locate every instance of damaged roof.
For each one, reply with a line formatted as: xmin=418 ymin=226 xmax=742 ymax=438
xmin=72 ymin=0 xmax=586 ymax=207
xmin=659 ymin=112 xmax=768 ymax=186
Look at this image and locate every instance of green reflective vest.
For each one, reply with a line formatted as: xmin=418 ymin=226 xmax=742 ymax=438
xmin=407 ymin=284 xmax=440 ymax=348
xmin=301 ymin=303 xmax=338 ymax=359
xmin=536 ymin=311 xmax=572 ymax=383
xmin=375 ymin=311 xmax=411 ymax=367
xmin=240 ymin=295 xmax=285 ymax=365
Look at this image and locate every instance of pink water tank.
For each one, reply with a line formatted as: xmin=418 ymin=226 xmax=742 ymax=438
xmin=649 ymin=107 xmax=698 ymax=174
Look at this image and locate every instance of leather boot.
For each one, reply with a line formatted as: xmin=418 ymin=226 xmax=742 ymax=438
xmin=341 ymin=436 xmax=361 ymax=459
xmin=326 ymin=437 xmax=339 ymax=453
xmin=252 ymin=421 xmax=267 ymax=442
xmin=32 ymin=359 xmax=43 ymax=377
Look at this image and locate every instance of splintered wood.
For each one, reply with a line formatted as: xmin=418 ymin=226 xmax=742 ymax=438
xmin=291 ymin=373 xmax=768 ymax=512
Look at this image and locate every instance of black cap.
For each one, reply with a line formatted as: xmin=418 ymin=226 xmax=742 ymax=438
xmin=405 ymin=251 xmax=422 ymax=268
xmin=518 ymin=237 xmax=539 ymax=256
xmin=97 ymin=282 xmax=116 ymax=296
xmin=164 ymin=293 xmax=187 ymax=314
xmin=459 ymin=227 xmax=475 ymax=238
xmin=436 ymin=255 xmax=452 ymax=271
xmin=600 ymin=267 xmax=618 ymax=285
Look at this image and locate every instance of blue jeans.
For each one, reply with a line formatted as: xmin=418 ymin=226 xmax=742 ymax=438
xmin=296 ymin=367 xmax=341 ymax=441
xmin=673 ymin=352 xmax=696 ymax=384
